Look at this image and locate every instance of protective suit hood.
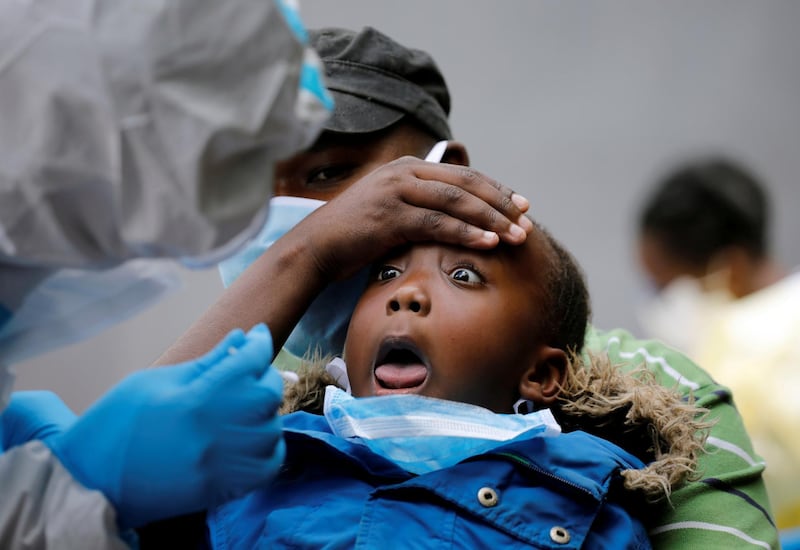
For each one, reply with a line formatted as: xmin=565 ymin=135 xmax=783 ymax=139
xmin=0 ymin=0 xmax=332 ymax=366
xmin=0 ymin=0 xmax=331 ymax=269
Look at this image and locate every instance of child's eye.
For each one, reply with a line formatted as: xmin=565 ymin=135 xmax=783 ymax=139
xmin=376 ymin=266 xmax=401 ymax=281
xmin=450 ymin=266 xmax=483 ymax=284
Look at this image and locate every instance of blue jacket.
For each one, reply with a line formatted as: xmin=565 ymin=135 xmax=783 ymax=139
xmin=208 ymin=412 xmax=651 ymax=549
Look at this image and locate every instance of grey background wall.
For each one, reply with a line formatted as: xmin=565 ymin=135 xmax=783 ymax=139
xmin=15 ymin=1 xmax=800 ymax=412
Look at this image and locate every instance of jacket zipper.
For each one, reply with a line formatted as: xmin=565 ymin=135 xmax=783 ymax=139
xmin=488 ymin=451 xmax=598 ymax=500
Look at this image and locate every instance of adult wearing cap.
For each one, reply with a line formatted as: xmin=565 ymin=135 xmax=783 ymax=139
xmin=157 ymin=26 xmax=532 ymax=369
xmin=0 ymin=1 xmax=332 ymax=546
xmin=153 ymin=26 xmax=778 ymax=549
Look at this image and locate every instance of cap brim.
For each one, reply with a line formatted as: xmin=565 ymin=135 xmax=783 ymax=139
xmin=323 ymin=90 xmax=405 ymax=134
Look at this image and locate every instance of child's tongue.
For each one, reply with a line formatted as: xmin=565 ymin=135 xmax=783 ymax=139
xmin=374 ymin=364 xmax=427 ymax=389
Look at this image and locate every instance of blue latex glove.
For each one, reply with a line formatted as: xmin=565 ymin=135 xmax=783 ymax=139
xmin=0 ymin=390 xmax=77 ymax=452
xmin=47 ymin=323 xmax=285 ymax=528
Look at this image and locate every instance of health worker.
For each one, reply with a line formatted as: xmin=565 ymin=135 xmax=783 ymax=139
xmin=0 ymin=0 xmax=331 ymax=547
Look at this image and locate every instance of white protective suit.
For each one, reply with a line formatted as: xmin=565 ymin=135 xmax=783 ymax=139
xmin=0 ymin=0 xmax=330 ymax=546
xmin=693 ymin=271 xmax=800 ymax=529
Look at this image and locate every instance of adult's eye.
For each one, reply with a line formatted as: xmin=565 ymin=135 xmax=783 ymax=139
xmin=450 ymin=266 xmax=483 ymax=284
xmin=306 ymin=165 xmax=353 ymax=186
xmin=376 ymin=266 xmax=401 ymax=281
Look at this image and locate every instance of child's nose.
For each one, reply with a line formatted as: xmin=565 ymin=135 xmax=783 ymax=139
xmin=387 ymin=284 xmax=431 ymax=316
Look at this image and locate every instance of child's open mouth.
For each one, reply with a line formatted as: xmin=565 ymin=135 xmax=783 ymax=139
xmin=373 ymin=339 xmax=429 ymax=393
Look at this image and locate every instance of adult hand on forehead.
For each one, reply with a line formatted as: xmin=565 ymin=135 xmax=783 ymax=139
xmin=154 ymin=158 xmax=532 ymax=366
xmin=302 ymin=157 xmax=533 ymax=280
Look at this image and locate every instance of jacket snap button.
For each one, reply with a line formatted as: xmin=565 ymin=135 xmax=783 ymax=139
xmin=550 ymin=526 xmax=571 ymax=544
xmin=477 ymin=487 xmax=499 ymax=507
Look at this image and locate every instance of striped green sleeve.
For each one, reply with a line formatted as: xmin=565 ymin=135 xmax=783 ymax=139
xmin=584 ymin=325 xmax=779 ymax=549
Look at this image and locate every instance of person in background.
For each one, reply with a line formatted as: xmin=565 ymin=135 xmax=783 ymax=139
xmin=156 ymin=27 xmax=779 ymax=548
xmin=0 ymin=0 xmax=331 ymax=546
xmin=637 ymin=156 xmax=800 ymax=535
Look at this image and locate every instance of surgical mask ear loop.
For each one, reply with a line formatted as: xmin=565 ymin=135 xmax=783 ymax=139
xmin=424 ymin=140 xmax=449 ymax=163
xmin=324 ymin=357 xmax=351 ymax=394
xmin=513 ymin=398 xmax=536 ymax=415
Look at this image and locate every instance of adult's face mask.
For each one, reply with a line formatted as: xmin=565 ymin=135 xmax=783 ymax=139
xmin=218 ymin=197 xmax=368 ymax=359
xmin=638 ymin=274 xmax=735 ymax=357
xmin=323 ymin=386 xmax=561 ymax=474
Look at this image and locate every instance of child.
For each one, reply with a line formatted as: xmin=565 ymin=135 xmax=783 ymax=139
xmin=205 ymin=217 xmax=708 ymax=549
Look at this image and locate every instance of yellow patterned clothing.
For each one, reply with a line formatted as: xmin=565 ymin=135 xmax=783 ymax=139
xmin=695 ymin=271 xmax=800 ymax=530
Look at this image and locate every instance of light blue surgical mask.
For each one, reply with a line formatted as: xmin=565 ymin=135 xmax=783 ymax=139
xmin=323 ymin=386 xmax=561 ymax=474
xmin=218 ymin=196 xmax=368 ymax=359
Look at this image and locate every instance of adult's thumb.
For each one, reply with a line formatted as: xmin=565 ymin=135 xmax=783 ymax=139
xmin=200 ymin=323 xmax=274 ymax=383
xmin=1 ymin=391 xmax=77 ymax=449
xmin=182 ymin=328 xmax=248 ymax=379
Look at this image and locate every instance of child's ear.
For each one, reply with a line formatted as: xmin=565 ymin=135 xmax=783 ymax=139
xmin=519 ymin=346 xmax=568 ymax=407
xmin=441 ymin=141 xmax=470 ymax=166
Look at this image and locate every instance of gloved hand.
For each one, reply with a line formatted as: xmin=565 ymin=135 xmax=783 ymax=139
xmin=47 ymin=323 xmax=285 ymax=529
xmin=0 ymin=390 xmax=77 ymax=451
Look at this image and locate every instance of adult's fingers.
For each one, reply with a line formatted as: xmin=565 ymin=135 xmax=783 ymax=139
xmin=206 ymin=422 xmax=286 ymax=503
xmin=403 ymin=161 xmax=533 ymax=245
xmin=219 ymin=436 xmax=287 ymax=499
xmin=391 ymin=206 xmax=501 ymax=249
xmin=258 ymin=365 xmax=285 ymax=407
xmin=230 ymin=365 xmax=284 ymax=422
xmin=1 ymin=391 xmax=77 ymax=448
xmin=217 ymin=414 xmax=284 ymax=458
xmin=411 ymin=160 xmax=528 ymax=214
xmin=186 ymin=328 xmax=248 ymax=377
xmin=199 ymin=324 xmax=274 ymax=384
xmin=398 ymin=177 xmax=532 ymax=245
